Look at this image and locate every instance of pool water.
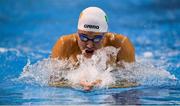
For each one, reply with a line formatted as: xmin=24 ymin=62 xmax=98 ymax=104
xmin=0 ymin=0 xmax=180 ymax=105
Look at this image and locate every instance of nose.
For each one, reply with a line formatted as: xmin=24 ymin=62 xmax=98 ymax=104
xmin=86 ymin=40 xmax=94 ymax=48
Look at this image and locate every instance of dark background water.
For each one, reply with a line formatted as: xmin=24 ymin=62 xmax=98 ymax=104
xmin=0 ymin=0 xmax=180 ymax=105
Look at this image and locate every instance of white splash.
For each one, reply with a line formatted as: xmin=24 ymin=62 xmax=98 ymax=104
xmin=143 ymin=51 xmax=153 ymax=58
xmin=19 ymin=47 xmax=177 ymax=88
xmin=66 ymin=47 xmax=119 ymax=88
xmin=19 ymin=58 xmax=73 ymax=86
xmin=0 ymin=47 xmax=20 ymax=55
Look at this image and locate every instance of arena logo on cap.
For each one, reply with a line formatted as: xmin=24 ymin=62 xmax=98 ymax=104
xmin=84 ymin=24 xmax=99 ymax=29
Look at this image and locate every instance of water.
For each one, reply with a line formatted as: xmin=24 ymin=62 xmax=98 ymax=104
xmin=0 ymin=0 xmax=180 ymax=105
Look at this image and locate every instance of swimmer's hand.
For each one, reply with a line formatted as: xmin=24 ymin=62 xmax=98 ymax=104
xmin=80 ymin=79 xmax=102 ymax=91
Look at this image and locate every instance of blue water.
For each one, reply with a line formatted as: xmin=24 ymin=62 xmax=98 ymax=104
xmin=0 ymin=0 xmax=180 ymax=105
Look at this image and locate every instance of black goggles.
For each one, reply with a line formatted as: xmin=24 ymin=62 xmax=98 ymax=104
xmin=78 ymin=33 xmax=103 ymax=43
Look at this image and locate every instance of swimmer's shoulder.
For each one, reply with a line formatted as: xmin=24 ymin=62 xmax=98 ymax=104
xmin=104 ymin=32 xmax=135 ymax=62
xmin=104 ymin=32 xmax=128 ymax=47
xmin=54 ymin=33 xmax=78 ymax=49
xmin=52 ymin=33 xmax=79 ymax=59
xmin=105 ymin=32 xmax=127 ymax=41
xmin=58 ymin=33 xmax=78 ymax=44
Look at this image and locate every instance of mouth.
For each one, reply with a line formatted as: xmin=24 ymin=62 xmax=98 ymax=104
xmin=85 ymin=49 xmax=94 ymax=54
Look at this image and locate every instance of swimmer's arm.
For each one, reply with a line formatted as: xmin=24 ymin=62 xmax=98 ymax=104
xmin=117 ymin=37 xmax=135 ymax=63
xmin=80 ymin=79 xmax=102 ymax=86
xmin=79 ymin=79 xmax=102 ymax=91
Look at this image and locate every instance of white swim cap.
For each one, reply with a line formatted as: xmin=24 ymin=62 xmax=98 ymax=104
xmin=78 ymin=7 xmax=108 ymax=33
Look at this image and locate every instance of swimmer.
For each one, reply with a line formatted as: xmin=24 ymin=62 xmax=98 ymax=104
xmin=51 ymin=7 xmax=135 ymax=91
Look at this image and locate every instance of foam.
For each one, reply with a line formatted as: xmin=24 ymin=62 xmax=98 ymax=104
xmin=19 ymin=47 xmax=177 ymax=88
xmin=0 ymin=47 xmax=20 ymax=55
xmin=143 ymin=51 xmax=153 ymax=58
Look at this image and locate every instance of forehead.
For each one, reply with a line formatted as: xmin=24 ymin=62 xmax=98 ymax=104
xmin=78 ymin=30 xmax=104 ymax=37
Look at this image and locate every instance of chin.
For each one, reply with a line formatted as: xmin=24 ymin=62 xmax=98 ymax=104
xmin=84 ymin=53 xmax=93 ymax=58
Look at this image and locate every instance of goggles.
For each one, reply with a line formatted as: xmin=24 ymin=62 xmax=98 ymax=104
xmin=79 ymin=33 xmax=103 ymax=43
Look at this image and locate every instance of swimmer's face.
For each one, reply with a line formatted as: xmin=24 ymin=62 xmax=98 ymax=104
xmin=77 ymin=30 xmax=105 ymax=58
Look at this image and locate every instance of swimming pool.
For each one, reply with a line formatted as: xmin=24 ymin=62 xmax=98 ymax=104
xmin=0 ymin=0 xmax=180 ymax=105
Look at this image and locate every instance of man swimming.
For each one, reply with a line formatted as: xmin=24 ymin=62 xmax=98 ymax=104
xmin=51 ymin=7 xmax=135 ymax=90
